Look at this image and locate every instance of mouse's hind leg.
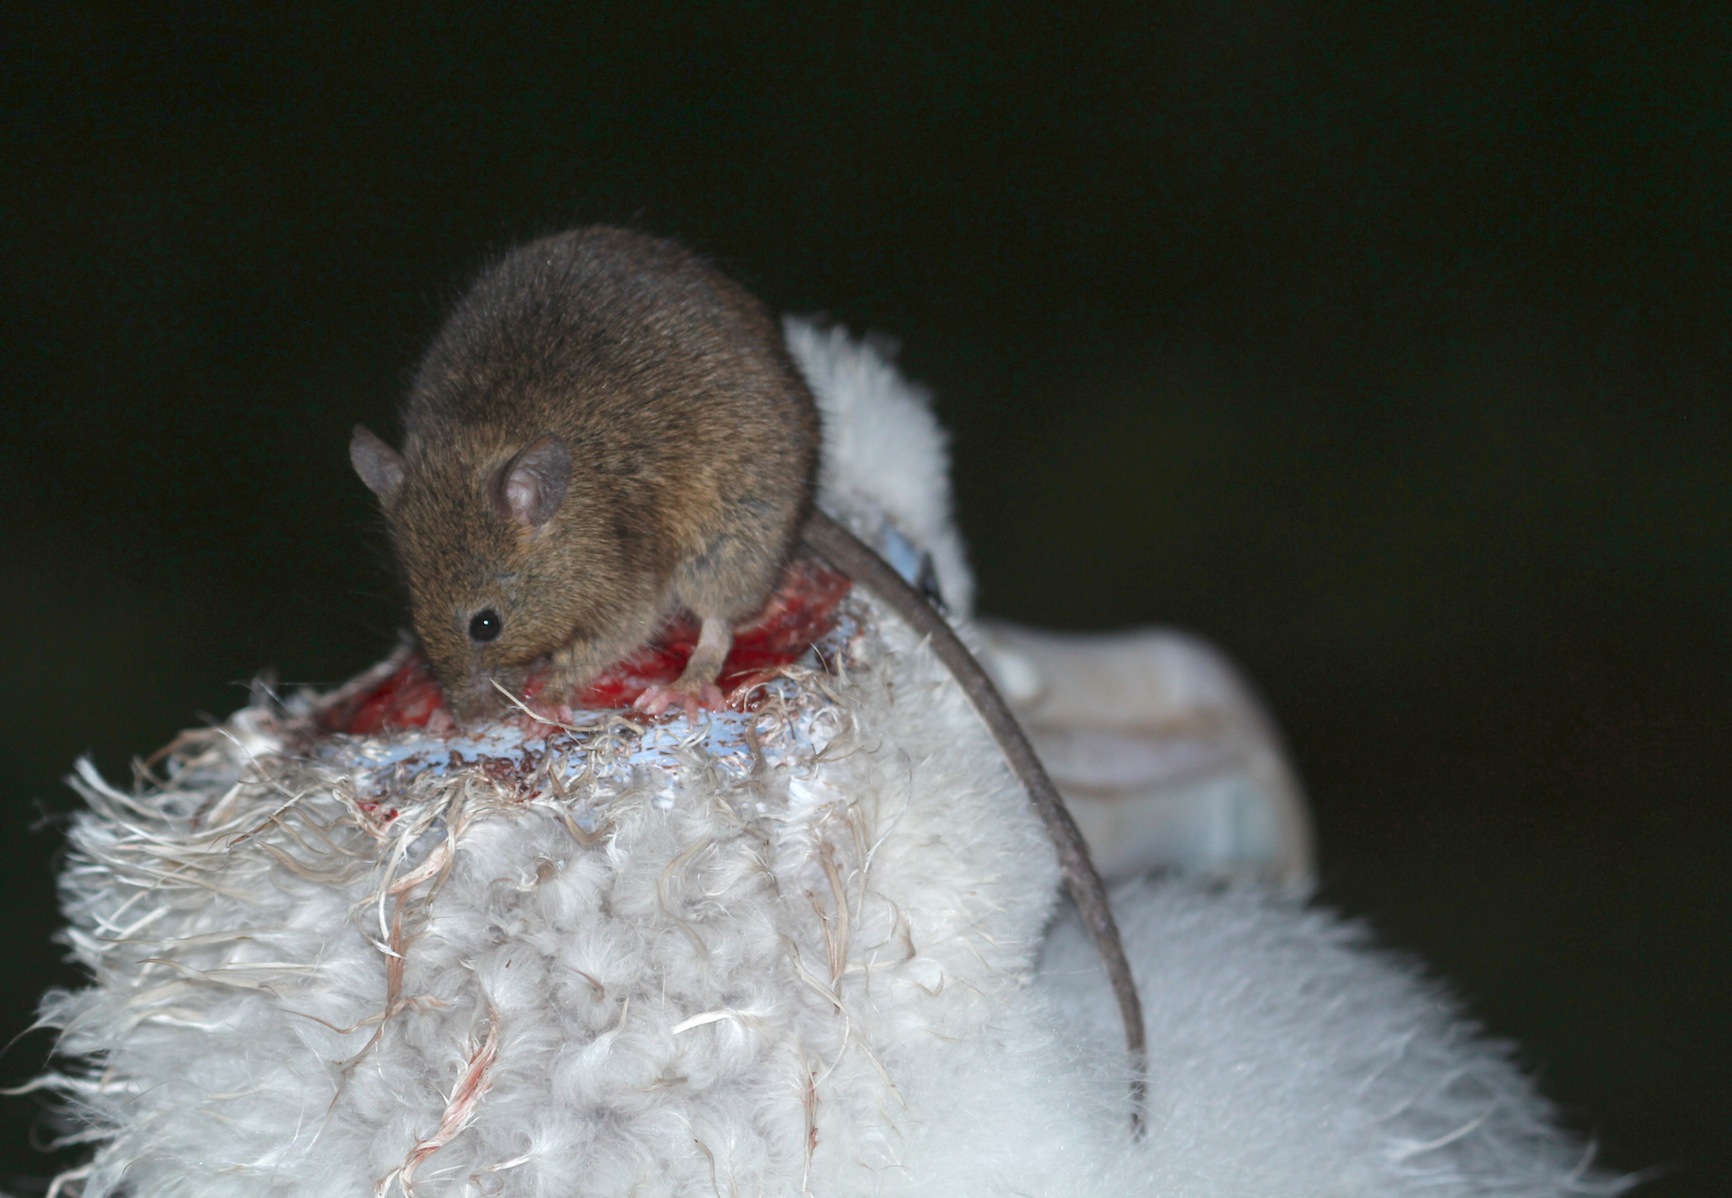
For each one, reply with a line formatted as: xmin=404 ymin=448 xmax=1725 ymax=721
xmin=635 ymin=508 xmax=793 ymax=718
xmin=634 ymin=615 xmax=733 ymax=718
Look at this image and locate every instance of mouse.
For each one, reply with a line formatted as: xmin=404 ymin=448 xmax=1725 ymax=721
xmin=350 ymin=226 xmax=819 ymax=721
xmin=350 ymin=226 xmax=1146 ymax=1128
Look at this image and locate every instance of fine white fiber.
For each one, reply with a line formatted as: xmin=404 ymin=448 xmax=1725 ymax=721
xmin=26 ymin=323 xmax=1627 ymax=1197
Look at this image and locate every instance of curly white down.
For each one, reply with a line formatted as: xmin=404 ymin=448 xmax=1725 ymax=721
xmin=33 ymin=324 xmax=1625 ymax=1197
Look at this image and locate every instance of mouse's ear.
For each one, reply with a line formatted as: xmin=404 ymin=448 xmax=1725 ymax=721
xmin=494 ymin=433 xmax=571 ymax=527
xmin=351 ymin=425 xmax=406 ymax=500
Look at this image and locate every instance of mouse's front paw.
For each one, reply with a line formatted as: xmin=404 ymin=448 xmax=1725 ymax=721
xmin=633 ymin=680 xmax=728 ymax=720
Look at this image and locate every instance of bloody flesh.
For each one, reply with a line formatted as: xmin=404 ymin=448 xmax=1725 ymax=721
xmin=320 ymin=556 xmax=851 ymax=735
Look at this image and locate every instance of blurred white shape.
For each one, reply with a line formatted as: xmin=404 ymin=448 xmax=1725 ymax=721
xmin=979 ymin=621 xmax=1315 ymax=892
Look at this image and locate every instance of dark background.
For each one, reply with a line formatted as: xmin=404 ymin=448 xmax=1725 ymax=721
xmin=2 ymin=4 xmax=1726 ymax=1193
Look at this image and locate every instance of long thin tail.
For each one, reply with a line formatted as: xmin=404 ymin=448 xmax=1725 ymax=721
xmin=803 ymin=509 xmax=1148 ymax=1133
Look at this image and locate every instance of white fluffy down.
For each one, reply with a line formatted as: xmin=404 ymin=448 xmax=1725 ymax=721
xmin=31 ymin=326 xmax=1624 ymax=1196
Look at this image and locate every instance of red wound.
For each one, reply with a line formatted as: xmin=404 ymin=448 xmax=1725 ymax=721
xmin=319 ymin=556 xmax=851 ymax=735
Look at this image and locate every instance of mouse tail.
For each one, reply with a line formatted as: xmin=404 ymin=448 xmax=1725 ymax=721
xmin=802 ymin=509 xmax=1148 ymax=1135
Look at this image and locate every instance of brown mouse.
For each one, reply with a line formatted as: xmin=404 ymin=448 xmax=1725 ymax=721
xmin=351 ymin=226 xmax=1146 ymax=1128
xmin=350 ymin=226 xmax=819 ymax=720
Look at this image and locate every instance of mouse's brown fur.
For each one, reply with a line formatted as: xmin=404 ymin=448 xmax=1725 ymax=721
xmin=353 ymin=227 xmax=818 ymax=718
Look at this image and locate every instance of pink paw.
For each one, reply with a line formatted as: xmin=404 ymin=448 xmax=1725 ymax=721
xmin=633 ymin=680 xmax=728 ymax=720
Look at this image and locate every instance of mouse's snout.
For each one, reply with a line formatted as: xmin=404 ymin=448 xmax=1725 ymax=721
xmin=442 ymin=670 xmax=508 ymax=725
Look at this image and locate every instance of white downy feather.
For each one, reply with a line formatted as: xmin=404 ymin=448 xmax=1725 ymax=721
xmin=28 ymin=323 xmax=1626 ymax=1197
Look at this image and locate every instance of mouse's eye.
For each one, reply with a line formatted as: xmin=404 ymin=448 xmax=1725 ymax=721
xmin=468 ymin=608 xmax=503 ymax=643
